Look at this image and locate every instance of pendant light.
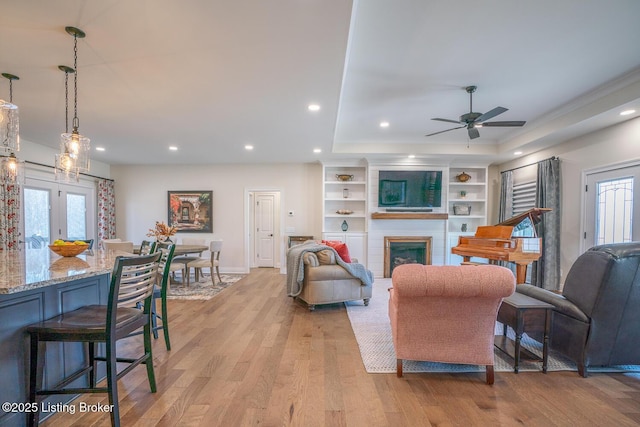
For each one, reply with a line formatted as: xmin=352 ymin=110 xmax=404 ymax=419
xmin=59 ymin=26 xmax=90 ymax=173
xmin=0 ymin=73 xmax=24 ymax=184
xmin=55 ymin=65 xmax=79 ymax=182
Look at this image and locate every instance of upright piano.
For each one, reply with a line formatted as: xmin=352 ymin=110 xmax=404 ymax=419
xmin=451 ymin=208 xmax=551 ymax=283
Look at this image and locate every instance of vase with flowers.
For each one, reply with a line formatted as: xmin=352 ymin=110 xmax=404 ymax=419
xmin=147 ymin=221 xmax=177 ymax=243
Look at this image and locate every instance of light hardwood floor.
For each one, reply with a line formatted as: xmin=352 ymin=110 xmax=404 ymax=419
xmin=42 ymin=268 xmax=640 ymax=426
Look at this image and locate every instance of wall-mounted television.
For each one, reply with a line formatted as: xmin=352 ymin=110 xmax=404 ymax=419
xmin=378 ymin=170 xmax=442 ymax=210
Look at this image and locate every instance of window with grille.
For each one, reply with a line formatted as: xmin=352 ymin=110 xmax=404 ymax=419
xmin=512 ymin=181 xmax=536 ymax=216
xmin=511 ymin=180 xmax=536 ymax=283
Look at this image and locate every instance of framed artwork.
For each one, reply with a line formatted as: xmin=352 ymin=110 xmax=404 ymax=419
xmin=167 ymin=191 xmax=213 ymax=233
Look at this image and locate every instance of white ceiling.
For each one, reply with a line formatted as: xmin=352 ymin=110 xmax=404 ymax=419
xmin=1 ymin=0 xmax=640 ymax=166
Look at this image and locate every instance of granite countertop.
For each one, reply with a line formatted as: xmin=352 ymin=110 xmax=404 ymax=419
xmin=0 ymin=248 xmax=126 ymax=294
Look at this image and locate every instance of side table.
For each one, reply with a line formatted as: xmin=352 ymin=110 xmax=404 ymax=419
xmin=495 ymin=292 xmax=554 ymax=373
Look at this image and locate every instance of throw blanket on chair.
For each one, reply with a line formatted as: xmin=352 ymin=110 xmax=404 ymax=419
xmin=286 ymin=242 xmax=374 ymax=297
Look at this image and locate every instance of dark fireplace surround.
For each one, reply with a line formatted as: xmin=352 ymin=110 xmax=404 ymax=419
xmin=384 ymin=236 xmax=433 ymax=278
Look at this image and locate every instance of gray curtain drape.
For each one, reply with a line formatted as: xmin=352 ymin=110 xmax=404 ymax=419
xmin=499 ymin=170 xmax=513 ymax=222
xmin=498 ymin=170 xmax=514 ymax=272
xmin=531 ymin=158 xmax=561 ymax=290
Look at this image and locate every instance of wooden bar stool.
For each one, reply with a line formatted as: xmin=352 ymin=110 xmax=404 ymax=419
xmin=151 ymin=242 xmax=177 ymax=350
xmin=25 ymin=252 xmax=161 ymax=427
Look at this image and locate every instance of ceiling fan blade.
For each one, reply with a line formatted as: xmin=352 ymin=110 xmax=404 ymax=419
xmin=431 ymin=118 xmax=461 ymax=124
xmin=475 ymin=106 xmax=507 ymax=123
xmin=467 ymin=127 xmax=480 ymax=139
xmin=425 ymin=125 xmax=465 ymax=137
xmin=481 ymin=121 xmax=526 ymax=127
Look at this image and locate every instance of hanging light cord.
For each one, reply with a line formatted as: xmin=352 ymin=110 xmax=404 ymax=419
xmin=72 ymin=33 xmax=79 ymax=131
xmin=64 ymin=71 xmax=70 ymax=134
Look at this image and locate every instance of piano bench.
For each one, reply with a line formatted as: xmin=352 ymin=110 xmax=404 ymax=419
xmin=461 ymin=261 xmax=488 ymax=266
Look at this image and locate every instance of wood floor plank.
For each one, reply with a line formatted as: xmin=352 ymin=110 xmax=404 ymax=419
xmin=39 ymin=268 xmax=640 ymax=426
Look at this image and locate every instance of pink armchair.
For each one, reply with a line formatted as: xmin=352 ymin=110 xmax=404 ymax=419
xmin=389 ymin=264 xmax=515 ymax=384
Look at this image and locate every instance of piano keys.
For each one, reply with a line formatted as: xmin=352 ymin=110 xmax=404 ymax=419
xmin=451 ymin=208 xmax=551 ymax=283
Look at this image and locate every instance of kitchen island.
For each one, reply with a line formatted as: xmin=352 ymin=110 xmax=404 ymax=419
xmin=0 ymin=248 xmax=123 ymax=427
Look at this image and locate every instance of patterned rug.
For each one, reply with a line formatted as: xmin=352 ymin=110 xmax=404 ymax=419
xmin=346 ymin=279 xmax=640 ymax=374
xmin=167 ymin=274 xmax=246 ymax=300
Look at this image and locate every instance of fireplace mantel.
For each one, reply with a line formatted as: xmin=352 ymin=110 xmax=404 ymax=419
xmin=371 ymin=212 xmax=449 ymax=220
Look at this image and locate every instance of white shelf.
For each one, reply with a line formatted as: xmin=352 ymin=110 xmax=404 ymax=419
xmin=325 ymin=181 xmax=367 ymax=185
xmin=447 ymin=167 xmax=488 ymax=237
xmin=323 ymin=164 xmax=368 ymax=265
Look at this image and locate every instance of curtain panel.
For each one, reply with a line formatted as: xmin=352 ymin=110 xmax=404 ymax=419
xmin=0 ymin=182 xmax=22 ymax=250
xmin=532 ymin=158 xmax=561 ymax=290
xmin=97 ymin=179 xmax=116 ymax=244
xmin=498 ymin=170 xmax=513 ymax=222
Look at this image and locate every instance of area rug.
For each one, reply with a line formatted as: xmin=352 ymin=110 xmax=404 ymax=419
xmin=167 ymin=274 xmax=246 ymax=300
xmin=346 ymin=279 xmax=640 ymax=374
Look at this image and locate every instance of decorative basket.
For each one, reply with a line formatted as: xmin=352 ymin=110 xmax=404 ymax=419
xmin=48 ymin=243 xmax=89 ymax=257
xmin=336 ymin=174 xmax=354 ymax=182
xmin=453 ymin=204 xmax=471 ymax=216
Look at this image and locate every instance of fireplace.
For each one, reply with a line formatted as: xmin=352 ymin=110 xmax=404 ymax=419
xmin=384 ymin=236 xmax=432 ymax=278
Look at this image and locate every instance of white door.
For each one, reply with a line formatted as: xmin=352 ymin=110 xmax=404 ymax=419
xmin=585 ymin=164 xmax=640 ymax=248
xmin=255 ymin=193 xmax=276 ymax=267
xmin=23 ymin=178 xmax=96 ymax=244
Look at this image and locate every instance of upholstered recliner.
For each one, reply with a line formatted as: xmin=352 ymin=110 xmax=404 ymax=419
xmin=389 ymin=264 xmax=515 ymax=384
xmin=298 ymin=249 xmax=373 ymax=311
xmin=516 ymin=242 xmax=640 ymax=377
xmin=286 ymin=241 xmax=373 ymax=311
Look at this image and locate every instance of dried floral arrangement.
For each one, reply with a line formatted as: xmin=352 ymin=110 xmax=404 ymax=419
xmin=147 ymin=221 xmax=177 ymax=240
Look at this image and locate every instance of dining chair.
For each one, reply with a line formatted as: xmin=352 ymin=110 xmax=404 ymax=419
xmin=187 ymin=239 xmax=223 ymax=284
xmin=139 ymin=240 xmax=153 ymax=255
xmin=26 ymin=252 xmax=161 ymax=427
xmin=103 ymin=240 xmax=135 ymax=254
xmin=172 ymin=238 xmax=206 ymax=284
xmin=100 ymin=238 xmax=121 ymax=250
xmin=150 ymin=242 xmax=177 ymax=350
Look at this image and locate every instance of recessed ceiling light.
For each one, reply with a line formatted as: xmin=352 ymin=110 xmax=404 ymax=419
xmin=308 ymin=104 xmax=320 ymax=112
xmin=313 ymin=148 xmax=322 ymax=153
xmin=380 ymin=121 xmax=390 ymax=128
xmin=95 ymin=147 xmax=105 ymax=152
xmin=169 ymin=146 xmax=178 ymax=151
xmin=514 ymin=151 xmax=523 ymax=155
xmin=244 ymin=144 xmax=254 ymax=151
xmin=620 ymin=109 xmax=636 ymax=116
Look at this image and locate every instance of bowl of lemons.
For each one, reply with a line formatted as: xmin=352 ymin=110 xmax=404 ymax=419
xmin=49 ymin=240 xmax=90 ymax=257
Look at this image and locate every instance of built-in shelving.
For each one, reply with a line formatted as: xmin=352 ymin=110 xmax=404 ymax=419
xmin=322 ymin=163 xmax=368 ymax=265
xmin=447 ymin=167 xmax=488 ymax=264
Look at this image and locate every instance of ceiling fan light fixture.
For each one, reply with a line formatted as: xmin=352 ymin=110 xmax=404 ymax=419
xmin=426 ymin=86 xmax=525 ymax=140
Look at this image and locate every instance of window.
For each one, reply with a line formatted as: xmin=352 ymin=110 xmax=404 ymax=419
xmin=595 ymin=177 xmax=633 ymax=244
xmin=585 ymin=164 xmax=640 ymax=248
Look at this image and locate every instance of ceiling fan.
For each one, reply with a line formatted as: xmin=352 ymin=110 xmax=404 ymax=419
xmin=426 ymin=85 xmax=526 ymax=139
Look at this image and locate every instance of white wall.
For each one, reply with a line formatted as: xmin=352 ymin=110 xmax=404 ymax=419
xmin=110 ymin=163 xmax=323 ymax=274
xmin=498 ymin=116 xmax=640 ymax=283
